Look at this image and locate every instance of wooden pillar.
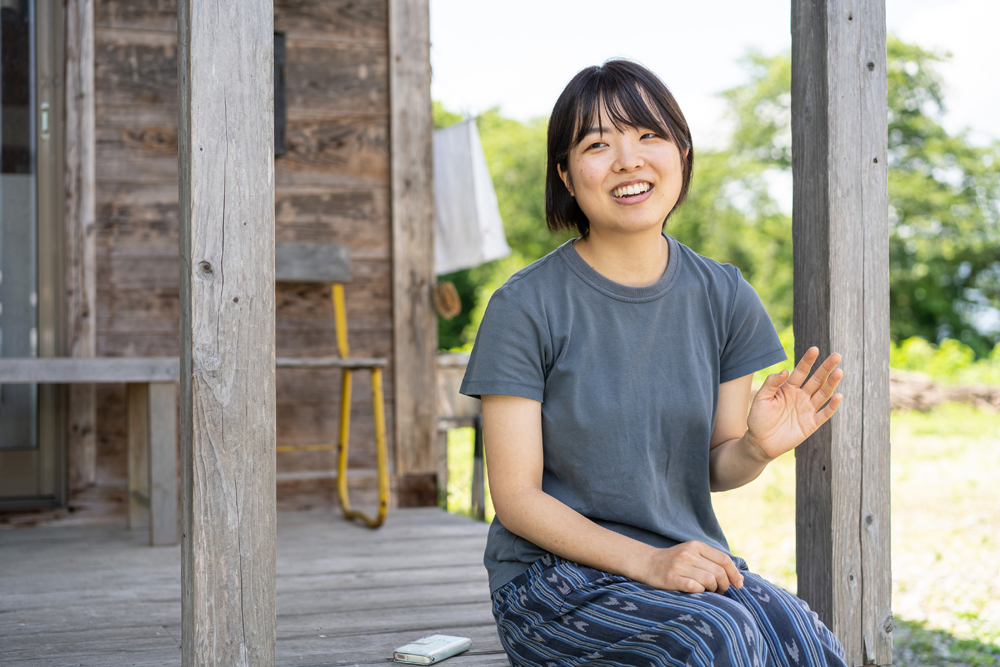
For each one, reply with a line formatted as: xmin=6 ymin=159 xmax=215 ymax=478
xmin=389 ymin=0 xmax=438 ymax=506
xmin=178 ymin=0 xmax=276 ymax=663
xmin=791 ymin=1 xmax=891 ymax=665
xmin=64 ymin=0 xmax=97 ymax=492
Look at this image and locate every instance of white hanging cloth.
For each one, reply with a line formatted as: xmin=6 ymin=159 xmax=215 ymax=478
xmin=433 ymin=119 xmax=511 ymax=275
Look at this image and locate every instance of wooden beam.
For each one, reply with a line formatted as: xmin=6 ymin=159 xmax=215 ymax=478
xmin=0 ymin=357 xmax=179 ymax=383
xmin=64 ymin=0 xmax=97 ymax=491
xmin=389 ymin=0 xmax=437 ymax=506
xmin=791 ymin=1 xmax=891 ymax=665
xmin=178 ymin=0 xmax=276 ymax=663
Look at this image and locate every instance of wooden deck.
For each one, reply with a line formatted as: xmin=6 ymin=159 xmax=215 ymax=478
xmin=0 ymin=507 xmax=509 ymax=666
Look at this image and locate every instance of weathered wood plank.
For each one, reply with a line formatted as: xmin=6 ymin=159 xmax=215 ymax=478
xmin=274 ymin=242 xmax=351 ymax=283
xmin=96 ymin=116 xmax=388 ymax=186
xmin=859 ymin=1 xmax=892 ymax=663
xmin=148 ymin=382 xmax=177 ymax=546
xmin=0 ymin=510 xmax=503 ymax=666
xmin=284 ymin=39 xmax=388 ymax=115
xmin=96 ymin=0 xmax=389 ymax=42
xmin=0 ymin=357 xmax=179 ymax=383
xmin=66 ymin=0 xmax=99 ymax=493
xmin=127 ymin=383 xmax=151 ymax=530
xmin=177 ymin=0 xmax=277 ymax=663
xmin=94 ymin=35 xmax=386 ymax=118
xmin=791 ymin=1 xmax=890 ymax=664
xmin=389 ymin=0 xmax=437 ymax=497
xmin=94 ymin=28 xmax=177 ymax=107
xmin=276 ymin=357 xmax=387 ymax=369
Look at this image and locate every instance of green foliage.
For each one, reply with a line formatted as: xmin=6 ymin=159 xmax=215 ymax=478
xmin=891 ymin=335 xmax=1000 ymax=384
xmin=719 ymin=38 xmax=1000 ymax=356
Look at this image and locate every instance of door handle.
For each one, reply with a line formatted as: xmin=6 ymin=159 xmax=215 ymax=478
xmin=40 ymin=102 xmax=50 ymax=140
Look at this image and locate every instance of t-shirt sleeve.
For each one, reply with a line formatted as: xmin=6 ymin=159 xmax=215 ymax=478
xmin=719 ymin=272 xmax=787 ymax=383
xmin=460 ymin=286 xmax=548 ymax=402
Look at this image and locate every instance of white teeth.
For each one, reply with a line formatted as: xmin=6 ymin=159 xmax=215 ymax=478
xmin=614 ymin=183 xmax=649 ymax=198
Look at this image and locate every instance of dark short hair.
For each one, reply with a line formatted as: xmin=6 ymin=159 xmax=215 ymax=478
xmin=545 ymin=59 xmax=694 ymax=237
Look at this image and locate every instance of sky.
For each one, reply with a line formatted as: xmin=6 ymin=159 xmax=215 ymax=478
xmin=430 ymin=0 xmax=1000 ymax=149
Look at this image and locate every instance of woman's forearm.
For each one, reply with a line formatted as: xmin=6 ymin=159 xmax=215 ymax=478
xmin=708 ymin=432 xmax=772 ymax=492
xmin=494 ymin=485 xmax=657 ymax=581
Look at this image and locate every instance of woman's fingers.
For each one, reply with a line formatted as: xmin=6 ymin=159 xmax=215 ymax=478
xmin=808 ymin=367 xmax=844 ymax=410
xmin=755 ymin=368 xmax=789 ymax=402
xmin=785 ymin=346 xmax=820 ymax=388
xmin=815 ymin=393 xmax=844 ymax=425
xmin=659 ymin=542 xmax=744 ymax=594
xmin=801 ymin=352 xmax=843 ymax=397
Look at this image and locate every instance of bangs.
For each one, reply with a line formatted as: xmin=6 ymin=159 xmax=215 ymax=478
xmin=571 ymin=78 xmax=682 ymax=150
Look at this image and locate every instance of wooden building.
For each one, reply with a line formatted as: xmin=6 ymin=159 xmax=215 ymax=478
xmin=1 ymin=0 xmax=891 ymax=664
xmin=0 ymin=0 xmax=437 ymax=518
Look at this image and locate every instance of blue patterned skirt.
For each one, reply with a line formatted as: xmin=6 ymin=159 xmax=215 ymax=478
xmin=491 ymin=554 xmax=847 ymax=667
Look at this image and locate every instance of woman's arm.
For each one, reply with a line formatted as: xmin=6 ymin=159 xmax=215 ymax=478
xmin=709 ymin=347 xmax=844 ymax=492
xmin=483 ymin=393 xmax=745 ymax=594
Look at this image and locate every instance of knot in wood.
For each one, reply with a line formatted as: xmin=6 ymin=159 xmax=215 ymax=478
xmin=883 ymin=614 xmax=894 ymax=635
xmin=867 ymin=61 xmax=875 ymax=71
xmin=865 ymin=513 xmax=874 ymax=526
xmin=198 ymin=261 xmax=213 ymax=276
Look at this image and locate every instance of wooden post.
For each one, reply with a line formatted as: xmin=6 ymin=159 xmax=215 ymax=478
xmin=178 ymin=0 xmax=276 ymax=663
xmin=127 ymin=383 xmax=150 ymax=530
xmin=389 ymin=0 xmax=438 ymax=506
xmin=149 ymin=382 xmax=178 ymax=546
xmin=791 ymin=1 xmax=891 ymax=665
xmin=64 ymin=0 xmax=97 ymax=492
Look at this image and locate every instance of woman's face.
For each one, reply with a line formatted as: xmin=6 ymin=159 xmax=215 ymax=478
xmin=558 ymin=110 xmax=686 ymax=238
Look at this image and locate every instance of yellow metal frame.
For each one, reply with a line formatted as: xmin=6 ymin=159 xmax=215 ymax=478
xmin=275 ymin=283 xmax=390 ymax=528
xmin=331 ymin=284 xmax=389 ymax=528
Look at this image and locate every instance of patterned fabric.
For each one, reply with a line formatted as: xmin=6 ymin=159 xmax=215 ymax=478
xmin=491 ymin=554 xmax=847 ymax=667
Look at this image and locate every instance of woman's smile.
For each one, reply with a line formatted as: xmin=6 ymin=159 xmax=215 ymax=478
xmin=610 ymin=180 xmax=653 ymax=203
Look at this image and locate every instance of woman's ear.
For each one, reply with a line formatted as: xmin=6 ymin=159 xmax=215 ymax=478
xmin=557 ymin=163 xmax=575 ymax=197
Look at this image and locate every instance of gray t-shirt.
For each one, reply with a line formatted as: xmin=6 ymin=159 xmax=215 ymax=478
xmin=460 ymin=234 xmax=786 ymax=593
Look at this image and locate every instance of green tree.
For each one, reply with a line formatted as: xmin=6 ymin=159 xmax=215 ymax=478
xmin=721 ymin=38 xmax=1000 ymax=355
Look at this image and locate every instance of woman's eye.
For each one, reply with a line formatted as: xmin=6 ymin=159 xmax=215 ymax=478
xmin=588 ymin=141 xmax=607 ymax=150
xmin=641 ymin=132 xmax=659 ymax=140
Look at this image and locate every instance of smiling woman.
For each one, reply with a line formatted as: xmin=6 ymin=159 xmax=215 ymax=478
xmin=459 ymin=59 xmax=847 ymax=667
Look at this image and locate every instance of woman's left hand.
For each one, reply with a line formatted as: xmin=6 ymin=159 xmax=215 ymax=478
xmin=745 ymin=347 xmax=844 ymax=461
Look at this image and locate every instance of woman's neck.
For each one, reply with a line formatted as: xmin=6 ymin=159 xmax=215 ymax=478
xmin=572 ymin=227 xmax=669 ymax=288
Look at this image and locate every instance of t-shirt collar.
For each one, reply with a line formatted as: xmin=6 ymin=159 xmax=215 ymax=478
xmin=557 ymin=232 xmax=682 ymax=302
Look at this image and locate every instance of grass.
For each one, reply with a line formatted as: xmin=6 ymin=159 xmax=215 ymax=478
xmin=445 ymin=402 xmax=1000 ymax=665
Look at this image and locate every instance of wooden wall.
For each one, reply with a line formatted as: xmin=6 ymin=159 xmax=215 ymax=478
xmin=86 ymin=0 xmax=398 ymax=511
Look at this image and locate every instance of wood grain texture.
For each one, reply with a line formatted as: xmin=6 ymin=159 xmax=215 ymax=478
xmin=389 ymin=0 xmax=437 ymax=488
xmin=177 ymin=0 xmax=277 ymax=663
xmin=65 ymin=0 xmax=98 ymax=492
xmin=127 ymin=383 xmax=151 ymax=530
xmin=0 ymin=509 xmax=505 ymax=666
xmin=791 ymin=1 xmax=890 ymax=664
xmin=96 ymin=0 xmax=389 ymax=41
xmin=0 ymin=357 xmax=179 ymax=383
xmin=858 ymin=1 xmax=892 ymax=663
xmin=148 ymin=382 xmax=178 ymax=546
xmin=274 ymin=242 xmax=351 ymax=283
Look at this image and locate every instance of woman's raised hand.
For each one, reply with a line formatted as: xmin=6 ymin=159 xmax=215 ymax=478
xmin=745 ymin=347 xmax=843 ymax=462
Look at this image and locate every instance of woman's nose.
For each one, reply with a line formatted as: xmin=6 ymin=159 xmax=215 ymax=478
xmin=613 ymin=137 xmax=644 ymax=172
